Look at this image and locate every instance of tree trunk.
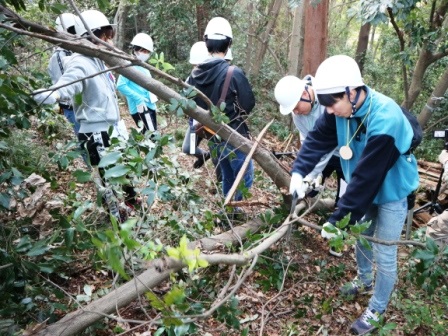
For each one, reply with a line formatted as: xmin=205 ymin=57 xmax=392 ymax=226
xmin=196 ymin=3 xmax=209 ymax=41
xmin=244 ymin=1 xmax=255 ymax=74
xmin=250 ymin=0 xmax=283 ymax=76
xmin=287 ymin=3 xmax=305 ymax=76
xmin=113 ymin=1 xmax=130 ymax=51
xmin=355 ymin=23 xmax=371 ymax=74
xmin=403 ymin=49 xmax=434 ymax=109
xmin=301 ymin=0 xmax=328 ymax=76
xmin=417 ymin=65 xmax=448 ymax=128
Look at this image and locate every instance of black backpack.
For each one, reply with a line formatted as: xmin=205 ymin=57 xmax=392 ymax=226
xmin=401 ymin=107 xmax=423 ymax=154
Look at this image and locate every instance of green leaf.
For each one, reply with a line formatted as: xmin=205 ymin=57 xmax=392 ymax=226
xmin=98 ymin=151 xmax=122 ymax=168
xmin=73 ymin=170 xmax=91 ymax=183
xmin=64 ymin=227 xmax=75 ymax=248
xmin=413 ymin=249 xmax=436 ymax=261
xmin=74 ymin=202 xmax=93 ymax=219
xmin=164 ymin=286 xmax=185 ymax=306
xmin=0 ymin=192 xmax=10 ymax=209
xmin=359 ymin=236 xmax=371 ymax=250
xmin=425 ymin=237 xmax=439 ymax=254
xmin=104 ymin=165 xmax=130 ymax=179
xmin=145 ymin=291 xmax=165 ymax=310
xmin=26 ymin=245 xmax=49 ymax=257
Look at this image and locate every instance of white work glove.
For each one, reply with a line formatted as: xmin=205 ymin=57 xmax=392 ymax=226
xmin=439 ymin=150 xmax=448 ymax=182
xmin=289 ymin=173 xmax=308 ymax=199
xmin=136 ymin=98 xmax=149 ymax=113
xmin=33 ymin=89 xmax=60 ymax=105
xmin=136 ymin=103 xmax=148 ymax=113
xmin=321 ymin=222 xmax=342 ymax=240
xmin=438 ymin=150 xmax=448 ymax=165
xmin=321 ymin=222 xmax=343 ymax=257
xmin=304 ymin=174 xmax=323 ymax=190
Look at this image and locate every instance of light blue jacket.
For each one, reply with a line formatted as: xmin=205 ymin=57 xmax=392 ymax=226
xmin=116 ymin=66 xmax=157 ymax=115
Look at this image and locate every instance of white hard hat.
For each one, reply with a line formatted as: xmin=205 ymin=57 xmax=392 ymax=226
xmin=74 ymin=9 xmax=116 ymax=37
xmin=55 ymin=13 xmax=78 ymax=33
xmin=274 ymin=76 xmax=308 ymax=115
xmin=131 ymin=33 xmax=154 ymax=52
xmin=204 ymin=17 xmax=233 ymax=40
xmin=224 ymin=48 xmax=233 ymax=61
xmin=313 ymin=55 xmax=364 ymax=94
xmin=189 ymin=41 xmax=209 ymax=65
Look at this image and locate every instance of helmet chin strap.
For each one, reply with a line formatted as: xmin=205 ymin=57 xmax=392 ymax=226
xmin=300 ymin=86 xmax=315 ymax=109
xmin=346 ymin=87 xmax=361 ymax=117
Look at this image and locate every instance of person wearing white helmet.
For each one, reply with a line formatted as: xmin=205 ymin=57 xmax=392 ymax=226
xmin=182 ymin=42 xmax=212 ymax=167
xmin=117 ymin=33 xmax=158 ymax=134
xmin=187 ymin=17 xmax=255 ymax=207
xmin=33 ymin=10 xmax=139 ymax=219
xmin=274 ymin=75 xmax=345 ymax=206
xmin=289 ymin=55 xmax=418 ymax=335
xmin=47 ymin=13 xmax=80 ymax=136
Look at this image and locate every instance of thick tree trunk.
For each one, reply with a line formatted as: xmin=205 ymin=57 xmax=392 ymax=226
xmin=113 ymin=2 xmax=130 ymax=51
xmin=301 ymin=0 xmax=328 ymax=76
xmin=417 ymin=65 xmax=448 ymax=128
xmin=250 ymin=0 xmax=283 ymax=76
xmin=287 ymin=3 xmax=305 ymax=76
xmin=355 ymin=23 xmax=371 ymax=74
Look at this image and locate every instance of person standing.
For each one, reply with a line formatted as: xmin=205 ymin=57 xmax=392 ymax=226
xmin=182 ymin=41 xmax=212 ymax=168
xmin=48 ymin=13 xmax=80 ymax=136
xmin=116 ymin=33 xmax=158 ymax=134
xmin=33 ymin=10 xmax=138 ymax=219
xmin=289 ymin=55 xmax=419 ymax=335
xmin=274 ymin=75 xmax=345 ymax=206
xmin=187 ymin=17 xmax=255 ymax=203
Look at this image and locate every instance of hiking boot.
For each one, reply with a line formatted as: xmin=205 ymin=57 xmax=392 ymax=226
xmin=340 ymin=277 xmax=373 ymax=297
xmin=350 ymin=308 xmax=381 ymax=335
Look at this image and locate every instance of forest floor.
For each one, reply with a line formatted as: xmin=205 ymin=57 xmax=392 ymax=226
xmin=7 ymin=104 xmax=446 ymax=336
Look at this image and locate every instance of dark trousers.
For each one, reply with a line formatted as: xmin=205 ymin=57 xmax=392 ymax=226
xmin=131 ymin=109 xmax=157 ymax=134
xmin=78 ymin=131 xmax=136 ymax=202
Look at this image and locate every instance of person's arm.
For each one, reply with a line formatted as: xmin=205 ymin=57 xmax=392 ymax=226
xmin=292 ymin=112 xmax=338 ymax=177
xmin=328 ymin=134 xmax=400 ymax=224
xmin=116 ymin=75 xmax=147 ymax=105
xmin=50 ymin=60 xmax=85 ymax=100
xmin=307 ymin=148 xmax=338 ymax=179
xmin=233 ymin=68 xmax=255 ymax=113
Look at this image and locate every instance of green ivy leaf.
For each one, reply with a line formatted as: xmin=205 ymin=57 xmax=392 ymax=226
xmin=104 ymin=165 xmax=130 ymax=179
xmin=73 ymin=170 xmax=91 ymax=183
xmin=98 ymin=151 xmax=122 ymax=168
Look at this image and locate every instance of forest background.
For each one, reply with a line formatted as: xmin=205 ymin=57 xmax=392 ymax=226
xmin=0 ymin=0 xmax=448 ymax=335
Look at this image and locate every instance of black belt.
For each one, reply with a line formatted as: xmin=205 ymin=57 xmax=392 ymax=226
xmin=59 ymin=103 xmax=73 ymax=110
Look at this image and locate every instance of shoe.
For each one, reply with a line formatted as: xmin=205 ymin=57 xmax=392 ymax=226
xmin=350 ymin=308 xmax=381 ymax=335
xmin=340 ymin=277 xmax=373 ymax=297
xmin=193 ymin=152 xmax=211 ymax=169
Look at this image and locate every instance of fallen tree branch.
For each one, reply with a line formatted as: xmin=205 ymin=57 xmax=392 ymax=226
xmin=224 ymin=119 xmax=274 ymax=205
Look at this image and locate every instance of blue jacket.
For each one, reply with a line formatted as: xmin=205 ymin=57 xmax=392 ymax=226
xmin=292 ymin=86 xmax=419 ymax=224
xmin=116 ymin=66 xmax=157 ymax=115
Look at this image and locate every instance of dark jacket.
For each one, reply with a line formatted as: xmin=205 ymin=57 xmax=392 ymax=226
xmin=187 ymin=58 xmax=255 ymax=137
